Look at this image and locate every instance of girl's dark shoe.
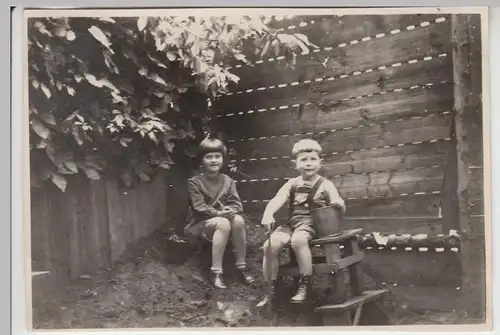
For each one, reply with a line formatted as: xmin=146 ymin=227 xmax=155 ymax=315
xmin=290 ymin=275 xmax=312 ymax=303
xmin=236 ymin=268 xmax=255 ymax=285
xmin=211 ymin=272 xmax=227 ymax=289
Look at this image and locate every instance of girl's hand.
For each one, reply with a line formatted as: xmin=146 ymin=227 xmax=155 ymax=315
xmin=219 ymin=207 xmax=235 ymax=217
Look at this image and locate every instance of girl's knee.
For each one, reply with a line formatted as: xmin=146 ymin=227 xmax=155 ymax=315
xmin=214 ymin=217 xmax=231 ymax=233
xmin=232 ymin=215 xmax=245 ymax=229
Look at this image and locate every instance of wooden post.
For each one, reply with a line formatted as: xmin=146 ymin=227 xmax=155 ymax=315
xmin=451 ymin=14 xmax=486 ymax=321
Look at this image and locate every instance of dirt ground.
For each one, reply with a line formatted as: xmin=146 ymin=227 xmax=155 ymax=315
xmin=33 ymin=227 xmax=473 ymax=329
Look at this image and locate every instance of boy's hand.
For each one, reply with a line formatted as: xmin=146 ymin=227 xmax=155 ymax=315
xmin=332 ymin=202 xmax=346 ymax=214
xmin=261 ymin=216 xmax=275 ymax=232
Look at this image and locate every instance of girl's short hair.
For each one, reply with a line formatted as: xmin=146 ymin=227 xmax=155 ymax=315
xmin=198 ymin=137 xmax=228 ymax=158
xmin=292 ymin=139 xmax=323 ymax=158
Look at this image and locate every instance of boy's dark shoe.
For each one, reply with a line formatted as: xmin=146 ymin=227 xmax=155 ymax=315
xmin=256 ymin=280 xmax=276 ymax=309
xmin=211 ymin=272 xmax=227 ymax=289
xmin=290 ymin=275 xmax=312 ymax=304
xmin=236 ymin=267 xmax=255 ymax=285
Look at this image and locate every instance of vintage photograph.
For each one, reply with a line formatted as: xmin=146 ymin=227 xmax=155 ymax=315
xmin=24 ymin=7 xmax=490 ymax=330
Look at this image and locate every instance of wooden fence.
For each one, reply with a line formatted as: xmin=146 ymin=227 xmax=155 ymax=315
xmin=30 ymin=171 xmax=169 ymax=286
xmin=212 ymin=13 xmax=485 ymax=317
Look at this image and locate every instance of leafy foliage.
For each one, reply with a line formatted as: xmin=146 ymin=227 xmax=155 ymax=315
xmin=28 ymin=15 xmax=316 ymax=191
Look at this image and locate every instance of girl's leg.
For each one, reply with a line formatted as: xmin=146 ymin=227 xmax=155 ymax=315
xmin=231 ymin=215 xmax=254 ymax=284
xmin=231 ymin=215 xmax=247 ymax=269
xmin=208 ymin=217 xmax=231 ymax=274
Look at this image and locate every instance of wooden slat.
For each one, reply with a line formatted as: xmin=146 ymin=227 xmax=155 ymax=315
xmin=231 ymin=140 xmax=450 ymax=179
xmin=215 ymin=55 xmax=453 ymax=117
xmin=218 ymin=83 xmax=453 ymax=139
xmin=225 ymin=19 xmax=451 ymax=90
xmin=297 ymin=14 xmax=449 ymax=48
xmin=242 ymin=193 xmax=442 ymax=218
xmin=229 ymin=113 xmax=452 ymax=160
xmin=342 ymin=218 xmax=443 ymax=235
xmin=236 ymin=166 xmax=443 ymax=200
xmin=88 ymin=180 xmax=112 ymax=271
xmin=30 ymin=188 xmax=51 ymax=272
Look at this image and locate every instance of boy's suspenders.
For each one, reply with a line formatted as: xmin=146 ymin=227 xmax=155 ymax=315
xmin=288 ymin=177 xmax=325 ymax=218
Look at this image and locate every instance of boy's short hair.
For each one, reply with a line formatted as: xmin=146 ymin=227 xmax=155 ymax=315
xmin=198 ymin=137 xmax=228 ymax=158
xmin=292 ymin=139 xmax=323 ymax=158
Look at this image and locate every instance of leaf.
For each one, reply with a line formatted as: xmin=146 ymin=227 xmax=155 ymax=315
xmin=39 ymin=112 xmax=56 ymax=126
xmin=260 ymin=38 xmax=271 ymax=57
xmin=51 ymin=173 xmax=67 ymax=192
xmin=166 ymin=51 xmax=177 ymax=61
xmin=148 ymin=131 xmax=159 ymax=144
xmin=120 ymin=137 xmax=132 ymax=147
xmin=137 ymin=171 xmax=150 ymax=182
xmin=37 ymin=140 xmax=49 ymax=149
xmin=40 ymin=84 xmax=51 ymax=99
xmin=84 ymin=73 xmax=103 ymax=87
xmin=226 ymin=72 xmax=240 ymax=83
xmin=63 ymin=160 xmax=78 ymax=173
xmin=66 ymin=30 xmax=76 ymax=41
xmin=234 ymin=53 xmax=247 ymax=62
xmin=120 ymin=170 xmax=133 ymax=187
xmin=137 ymin=17 xmax=148 ymax=31
xmin=163 ymin=138 xmax=175 ymax=152
xmin=31 ymin=118 xmax=50 ymax=139
xmin=149 ymin=73 xmax=168 ymax=86
xmin=88 ymin=26 xmax=113 ymax=53
xmin=157 ymin=155 xmax=174 ymax=169
xmin=99 ymin=17 xmax=116 ymax=23
xmin=66 ymin=86 xmax=75 ymax=96
xmin=83 ymin=167 xmax=101 ymax=180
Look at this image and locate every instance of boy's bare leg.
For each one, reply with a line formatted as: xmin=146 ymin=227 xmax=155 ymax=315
xmin=290 ymin=230 xmax=314 ymax=303
xmin=290 ymin=230 xmax=313 ymax=276
xmin=257 ymin=230 xmax=291 ymax=308
xmin=262 ymin=231 xmax=291 ymax=282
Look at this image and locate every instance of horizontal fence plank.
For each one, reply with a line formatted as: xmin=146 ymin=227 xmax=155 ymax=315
xmin=342 ymin=217 xmax=443 ymax=235
xmin=265 ymin=14 xmax=450 ymax=45
xmin=242 ymin=193 xmax=442 ymax=219
xmin=228 ymin=113 xmax=452 ymax=160
xmin=236 ymin=166 xmax=443 ymax=200
xmin=215 ymin=55 xmax=453 ymax=117
xmin=231 ymin=141 xmax=449 ymax=179
xmin=218 ymin=83 xmax=453 ymax=140
xmin=225 ymin=18 xmax=451 ymax=91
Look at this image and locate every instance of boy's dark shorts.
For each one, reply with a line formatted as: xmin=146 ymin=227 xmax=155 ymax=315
xmin=274 ymin=215 xmax=316 ymax=239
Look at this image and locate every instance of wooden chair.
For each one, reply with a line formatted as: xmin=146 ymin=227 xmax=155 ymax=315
xmin=277 ymin=228 xmax=390 ymax=326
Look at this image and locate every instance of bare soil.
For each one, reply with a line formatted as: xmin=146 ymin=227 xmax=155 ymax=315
xmin=33 ymin=227 xmax=473 ymax=329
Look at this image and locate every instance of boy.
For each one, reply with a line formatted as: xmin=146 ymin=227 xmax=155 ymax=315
xmin=184 ymin=137 xmax=255 ymax=289
xmin=258 ymin=139 xmax=346 ymax=306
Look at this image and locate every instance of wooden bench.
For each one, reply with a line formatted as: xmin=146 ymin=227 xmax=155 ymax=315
xmin=315 ymin=289 xmax=389 ymax=326
xmin=276 ymin=228 xmax=390 ymax=325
